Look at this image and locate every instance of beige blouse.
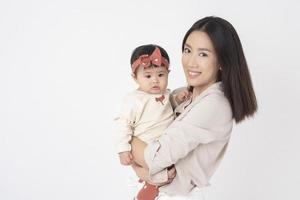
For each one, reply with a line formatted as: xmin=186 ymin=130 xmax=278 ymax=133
xmin=144 ymin=82 xmax=233 ymax=195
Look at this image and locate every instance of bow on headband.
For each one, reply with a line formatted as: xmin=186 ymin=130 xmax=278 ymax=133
xmin=131 ymin=47 xmax=169 ymax=73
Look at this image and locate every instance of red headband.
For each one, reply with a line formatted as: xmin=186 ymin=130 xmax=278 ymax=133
xmin=131 ymin=47 xmax=169 ymax=73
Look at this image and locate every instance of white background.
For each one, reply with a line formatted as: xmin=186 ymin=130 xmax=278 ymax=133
xmin=1 ymin=0 xmax=300 ymax=199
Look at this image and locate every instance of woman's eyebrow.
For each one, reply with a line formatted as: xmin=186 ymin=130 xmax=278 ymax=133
xmin=184 ymin=43 xmax=192 ymax=48
xmin=184 ymin=43 xmax=212 ymax=52
xmin=197 ymin=48 xmax=212 ymax=52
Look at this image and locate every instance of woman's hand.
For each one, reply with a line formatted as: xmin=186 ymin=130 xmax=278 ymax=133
xmin=166 ymin=166 xmax=176 ymax=180
xmin=131 ymin=136 xmax=177 ymax=186
xmin=131 ymin=162 xmax=151 ymax=183
xmin=131 ymin=162 xmax=176 ymax=186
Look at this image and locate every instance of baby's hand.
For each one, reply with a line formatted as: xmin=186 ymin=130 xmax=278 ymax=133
xmin=118 ymin=151 xmax=133 ymax=166
xmin=175 ymin=89 xmax=190 ymax=104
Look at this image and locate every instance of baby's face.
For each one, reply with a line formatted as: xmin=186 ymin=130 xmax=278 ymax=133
xmin=134 ymin=66 xmax=169 ymax=94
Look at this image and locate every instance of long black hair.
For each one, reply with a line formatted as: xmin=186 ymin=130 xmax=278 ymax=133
xmin=182 ymin=16 xmax=257 ymax=123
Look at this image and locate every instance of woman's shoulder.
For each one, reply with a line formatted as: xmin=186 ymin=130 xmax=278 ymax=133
xmin=197 ymin=85 xmax=231 ymax=110
xmin=197 ymin=97 xmax=232 ymax=126
xmin=190 ymin=84 xmax=233 ymax=122
xmin=201 ymin=93 xmax=231 ymax=114
xmin=195 ymin=82 xmax=228 ymax=105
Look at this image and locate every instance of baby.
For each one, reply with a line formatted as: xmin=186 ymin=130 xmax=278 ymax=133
xmin=115 ymin=44 xmax=188 ymax=200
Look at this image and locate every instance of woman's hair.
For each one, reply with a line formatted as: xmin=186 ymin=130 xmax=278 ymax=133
xmin=182 ymin=16 xmax=257 ymax=123
xmin=130 ymin=44 xmax=170 ymax=74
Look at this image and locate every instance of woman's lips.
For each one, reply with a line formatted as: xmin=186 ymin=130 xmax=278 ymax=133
xmin=188 ymin=70 xmax=201 ymax=78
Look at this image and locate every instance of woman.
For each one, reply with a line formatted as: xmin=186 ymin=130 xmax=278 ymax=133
xmin=131 ymin=16 xmax=257 ymax=200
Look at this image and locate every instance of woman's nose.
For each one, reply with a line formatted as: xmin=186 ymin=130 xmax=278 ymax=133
xmin=187 ymin=54 xmax=198 ymax=67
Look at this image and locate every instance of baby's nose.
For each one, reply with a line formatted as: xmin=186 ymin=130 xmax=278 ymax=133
xmin=152 ymin=76 xmax=159 ymax=83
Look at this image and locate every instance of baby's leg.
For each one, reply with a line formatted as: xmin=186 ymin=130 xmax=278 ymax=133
xmin=131 ymin=137 xmax=148 ymax=169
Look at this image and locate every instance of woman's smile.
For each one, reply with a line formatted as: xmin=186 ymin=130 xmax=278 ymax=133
xmin=187 ymin=70 xmax=202 ymax=78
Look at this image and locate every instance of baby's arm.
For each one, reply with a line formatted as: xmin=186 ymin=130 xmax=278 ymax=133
xmin=169 ymin=87 xmax=191 ymax=109
xmin=115 ymin=94 xmax=137 ymax=166
xmin=119 ymin=151 xmax=133 ymax=166
xmin=174 ymin=89 xmax=190 ymax=104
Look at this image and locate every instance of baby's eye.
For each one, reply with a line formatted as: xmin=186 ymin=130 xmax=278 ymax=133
xmin=145 ymin=75 xmax=151 ymax=78
xmin=158 ymin=73 xmax=165 ymax=77
xmin=199 ymin=52 xmax=208 ymax=57
xmin=183 ymin=47 xmax=191 ymax=53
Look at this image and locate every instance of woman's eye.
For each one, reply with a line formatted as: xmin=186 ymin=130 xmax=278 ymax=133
xmin=199 ymin=52 xmax=208 ymax=57
xmin=183 ymin=48 xmax=191 ymax=53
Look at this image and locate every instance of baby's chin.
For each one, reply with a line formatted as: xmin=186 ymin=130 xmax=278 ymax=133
xmin=148 ymin=88 xmax=167 ymax=94
xmin=138 ymin=86 xmax=167 ymax=94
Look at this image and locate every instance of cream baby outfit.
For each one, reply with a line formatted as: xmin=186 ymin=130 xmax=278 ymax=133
xmin=115 ymin=89 xmax=174 ymax=153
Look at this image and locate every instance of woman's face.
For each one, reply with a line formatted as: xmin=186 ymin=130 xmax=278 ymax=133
xmin=182 ymin=31 xmax=219 ymax=95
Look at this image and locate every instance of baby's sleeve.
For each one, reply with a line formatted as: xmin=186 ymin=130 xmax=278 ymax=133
xmin=114 ymin=94 xmax=137 ymax=153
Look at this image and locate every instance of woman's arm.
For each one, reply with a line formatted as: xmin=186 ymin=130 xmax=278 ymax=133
xmin=131 ymin=162 xmax=151 ymax=182
xmin=144 ymin=96 xmax=233 ymax=175
xmin=131 ymin=161 xmax=176 ymax=186
xmin=131 ymin=137 xmax=177 ymax=185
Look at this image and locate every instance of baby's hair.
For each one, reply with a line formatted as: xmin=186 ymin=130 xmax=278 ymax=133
xmin=130 ymin=44 xmax=170 ymax=75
